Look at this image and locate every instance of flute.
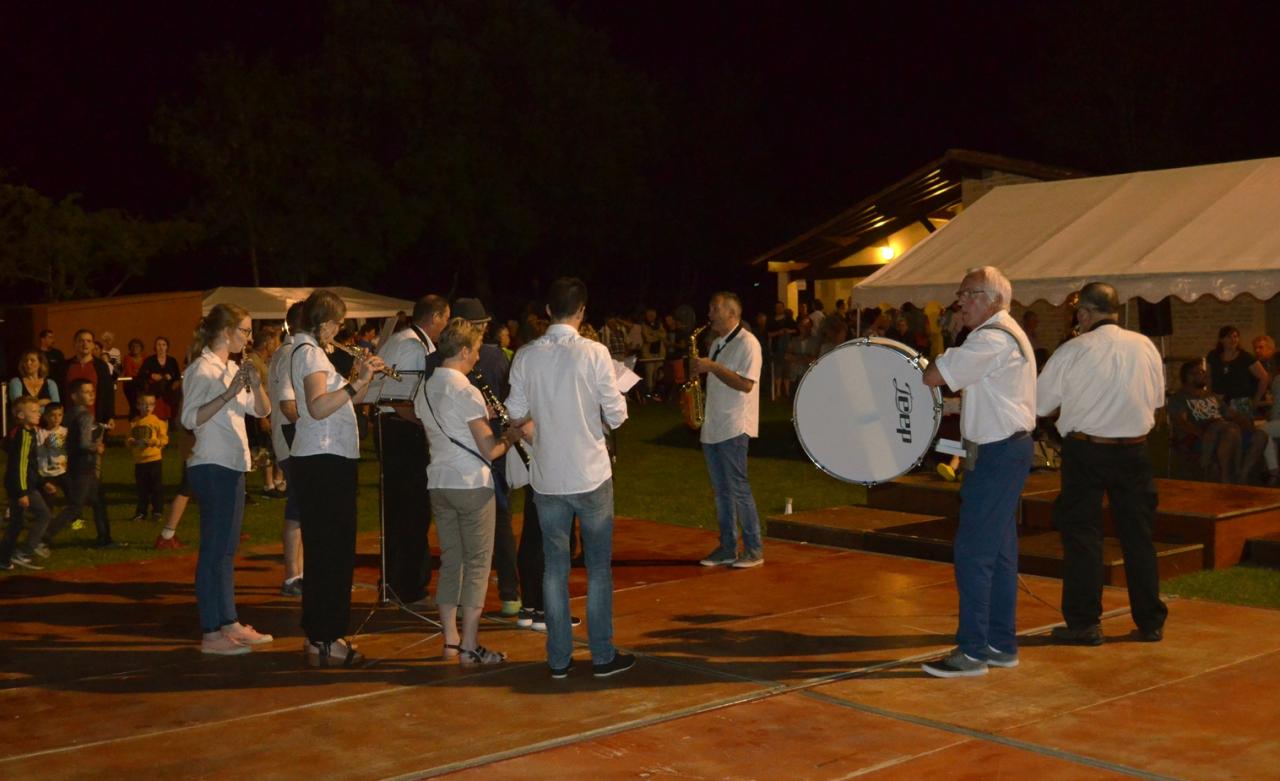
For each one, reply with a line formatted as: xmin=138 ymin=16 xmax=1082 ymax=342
xmin=329 ymin=341 xmax=402 ymax=381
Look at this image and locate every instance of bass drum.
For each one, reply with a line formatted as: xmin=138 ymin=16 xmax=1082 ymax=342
xmin=792 ymin=337 xmax=943 ymax=485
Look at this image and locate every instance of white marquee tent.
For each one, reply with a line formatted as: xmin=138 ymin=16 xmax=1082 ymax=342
xmin=202 ymin=287 xmax=414 ymax=320
xmin=850 ymin=156 xmax=1280 ymax=307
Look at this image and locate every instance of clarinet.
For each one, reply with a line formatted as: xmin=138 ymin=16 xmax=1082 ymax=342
xmin=471 ymin=371 xmax=530 ymax=467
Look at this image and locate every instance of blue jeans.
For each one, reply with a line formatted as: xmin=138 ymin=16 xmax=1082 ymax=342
xmin=954 ymin=433 xmax=1032 ymax=659
xmin=534 ymin=480 xmax=616 ymax=668
xmin=190 ymin=464 xmax=245 ymax=633
xmin=703 ymin=434 xmax=763 ymax=556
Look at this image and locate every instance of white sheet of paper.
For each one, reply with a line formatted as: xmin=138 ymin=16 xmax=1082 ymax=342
xmin=613 ymin=361 xmax=641 ymax=393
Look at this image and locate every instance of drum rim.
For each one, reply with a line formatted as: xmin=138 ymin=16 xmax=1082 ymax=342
xmin=791 ymin=336 xmax=943 ymax=486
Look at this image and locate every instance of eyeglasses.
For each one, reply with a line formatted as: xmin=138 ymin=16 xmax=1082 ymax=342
xmin=955 ymin=289 xmax=992 ymax=301
xmin=236 ymin=327 xmax=253 ymax=337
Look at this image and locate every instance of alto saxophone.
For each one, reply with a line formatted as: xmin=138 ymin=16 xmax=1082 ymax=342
xmin=680 ymin=324 xmax=709 ymax=430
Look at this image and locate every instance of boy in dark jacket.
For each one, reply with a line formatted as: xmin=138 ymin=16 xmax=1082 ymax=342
xmin=2 ymin=396 xmax=52 ymax=570
xmin=43 ymin=379 xmax=116 ymax=548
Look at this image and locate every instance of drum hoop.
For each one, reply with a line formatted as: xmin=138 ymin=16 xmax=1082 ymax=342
xmin=791 ymin=337 xmax=944 ymax=486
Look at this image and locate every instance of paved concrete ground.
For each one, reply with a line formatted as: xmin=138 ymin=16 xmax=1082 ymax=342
xmin=1 ymin=517 xmax=1275 ymax=779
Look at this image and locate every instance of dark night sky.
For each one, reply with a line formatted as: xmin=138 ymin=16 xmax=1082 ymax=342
xmin=4 ymin=1 xmax=1280 ymax=296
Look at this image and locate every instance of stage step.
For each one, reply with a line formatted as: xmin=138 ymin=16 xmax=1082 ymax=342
xmin=1022 ymin=479 xmax=1280 ymax=569
xmin=767 ymin=507 xmax=1204 ymax=582
xmin=766 ymin=506 xmax=945 ymax=550
xmin=1245 ymin=532 xmax=1280 ymax=568
xmin=865 ymin=469 xmax=1063 ymax=524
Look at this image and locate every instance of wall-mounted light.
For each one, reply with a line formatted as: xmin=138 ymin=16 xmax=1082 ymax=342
xmin=879 ymin=244 xmax=895 ymax=261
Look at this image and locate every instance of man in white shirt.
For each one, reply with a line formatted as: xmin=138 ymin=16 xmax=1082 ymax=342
xmin=693 ymin=292 xmax=765 ymax=568
xmin=375 ymin=295 xmax=450 ymax=607
xmin=920 ymin=266 xmax=1036 ymax=678
xmin=1037 ymin=282 xmax=1168 ymax=645
xmin=506 ymin=277 xmax=632 ymax=680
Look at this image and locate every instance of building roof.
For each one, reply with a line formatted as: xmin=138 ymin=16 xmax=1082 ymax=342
xmin=750 ymin=149 xmax=1083 ymax=274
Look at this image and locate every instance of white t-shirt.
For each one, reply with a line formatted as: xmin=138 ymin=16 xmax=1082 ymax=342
xmin=701 ymin=324 xmax=763 ymax=445
xmin=181 ymin=347 xmax=260 ymax=471
xmin=374 ymin=325 xmax=433 ymax=409
xmin=418 ymin=367 xmax=492 ymax=490
xmin=934 ymin=310 xmax=1036 ymax=445
xmin=289 ymin=333 xmax=360 ymax=460
xmin=1037 ymin=322 xmax=1165 ymax=437
xmin=267 ymin=335 xmax=298 ymax=462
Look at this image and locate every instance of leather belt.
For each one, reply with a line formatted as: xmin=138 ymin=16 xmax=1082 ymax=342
xmin=1068 ymin=432 xmax=1147 ymax=445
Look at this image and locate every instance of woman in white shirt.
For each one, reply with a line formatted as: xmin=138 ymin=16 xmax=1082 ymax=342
xmin=290 ymin=290 xmax=384 ymax=668
xmin=180 ymin=303 xmax=272 ymax=656
xmin=417 ymin=319 xmax=519 ymax=665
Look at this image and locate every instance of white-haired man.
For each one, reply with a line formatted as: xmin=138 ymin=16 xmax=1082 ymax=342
xmin=920 ymin=266 xmax=1036 ymax=677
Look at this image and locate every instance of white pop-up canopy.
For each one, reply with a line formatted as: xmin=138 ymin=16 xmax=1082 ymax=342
xmin=850 ymin=156 xmax=1280 ymax=307
xmin=202 ymin=286 xmax=414 ymax=320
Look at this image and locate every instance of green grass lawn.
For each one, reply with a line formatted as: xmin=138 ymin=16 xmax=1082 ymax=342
xmin=4 ymin=397 xmax=1278 ymax=611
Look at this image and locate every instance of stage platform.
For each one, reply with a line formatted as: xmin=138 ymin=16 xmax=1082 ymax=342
xmin=1 ymin=518 xmax=1277 ymax=779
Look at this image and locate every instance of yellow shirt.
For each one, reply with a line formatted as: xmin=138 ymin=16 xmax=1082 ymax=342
xmin=129 ymin=414 xmax=169 ymax=464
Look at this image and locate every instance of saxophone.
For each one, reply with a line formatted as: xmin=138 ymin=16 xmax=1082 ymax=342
xmin=680 ymin=324 xmax=709 ymax=430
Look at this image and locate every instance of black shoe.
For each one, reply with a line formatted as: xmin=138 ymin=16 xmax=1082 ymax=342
xmin=550 ymin=658 xmax=574 ymax=679
xmin=592 ymin=651 xmax=636 ymax=678
xmin=1137 ymin=626 xmax=1163 ymax=642
xmin=94 ymin=540 xmax=126 ymax=550
xmin=1050 ymin=625 xmax=1103 ymax=646
xmin=281 ymin=577 xmax=304 ymax=597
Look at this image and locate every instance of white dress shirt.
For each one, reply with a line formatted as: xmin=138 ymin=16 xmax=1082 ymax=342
xmin=418 ymin=367 xmax=492 ymax=490
xmin=934 ymin=310 xmax=1036 ymax=444
xmin=289 ymin=333 xmax=360 ymax=460
xmin=506 ymin=323 xmax=628 ymax=495
xmin=182 ymin=347 xmax=265 ymax=471
xmin=1037 ymin=322 xmax=1165 ymax=437
xmin=267 ymin=334 xmax=297 ymax=462
xmin=374 ymin=325 xmax=434 ymax=409
xmin=701 ymin=324 xmax=763 ymax=445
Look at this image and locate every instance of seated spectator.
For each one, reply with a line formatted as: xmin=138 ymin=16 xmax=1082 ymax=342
xmin=1253 ymin=334 xmax=1278 ymax=377
xmin=1206 ymin=325 xmax=1267 ymax=417
xmin=355 ymin=323 xmax=379 ymax=352
xmin=887 ymin=314 xmax=913 ymax=345
xmin=1258 ymin=367 xmax=1280 ymax=486
xmin=9 ymin=350 xmax=59 ymax=411
xmin=1169 ymin=359 xmax=1264 ymax=483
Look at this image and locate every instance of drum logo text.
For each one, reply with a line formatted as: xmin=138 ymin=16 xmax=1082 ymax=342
xmin=892 ymin=378 xmax=912 ymax=443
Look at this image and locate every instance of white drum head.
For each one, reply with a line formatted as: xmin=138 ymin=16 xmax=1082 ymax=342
xmin=792 ymin=337 xmax=942 ymax=485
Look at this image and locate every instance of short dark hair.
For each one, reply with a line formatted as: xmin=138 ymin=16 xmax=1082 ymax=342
xmin=42 ymin=402 xmax=63 ymax=418
xmin=74 ymin=328 xmax=94 ymax=341
xmin=1179 ymin=359 xmax=1205 ymax=384
xmin=1078 ymin=282 xmax=1119 ymax=315
xmin=67 ymin=378 xmax=94 ymax=399
xmin=39 ymin=329 xmax=54 ymax=339
xmin=412 ymin=294 xmax=449 ymax=324
xmin=285 ymin=301 xmax=305 ymax=332
xmin=302 ymin=289 xmax=347 ymax=334
xmin=547 ymin=277 xmax=588 ymax=320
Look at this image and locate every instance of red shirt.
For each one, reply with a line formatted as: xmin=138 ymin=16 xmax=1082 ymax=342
xmin=64 ymin=359 xmax=100 ymax=386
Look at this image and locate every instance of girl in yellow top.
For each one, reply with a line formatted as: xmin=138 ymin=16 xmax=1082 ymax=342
xmin=128 ymin=392 xmax=170 ymax=522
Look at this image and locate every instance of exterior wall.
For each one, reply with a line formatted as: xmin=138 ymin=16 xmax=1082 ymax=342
xmin=11 ymin=292 xmax=204 ymax=424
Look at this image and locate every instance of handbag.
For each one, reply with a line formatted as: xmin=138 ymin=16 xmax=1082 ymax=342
xmin=505 ymin=444 xmax=530 ymax=489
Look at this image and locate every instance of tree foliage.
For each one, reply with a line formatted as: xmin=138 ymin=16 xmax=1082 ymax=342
xmin=153 ymin=0 xmax=661 ymax=310
xmin=0 ymin=181 xmax=195 ymax=301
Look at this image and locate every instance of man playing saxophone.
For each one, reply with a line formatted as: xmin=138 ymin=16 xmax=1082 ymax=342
xmin=692 ymin=292 xmax=765 ymax=569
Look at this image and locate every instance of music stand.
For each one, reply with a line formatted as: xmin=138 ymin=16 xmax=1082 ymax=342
xmin=370 ymin=369 xmax=424 ymax=608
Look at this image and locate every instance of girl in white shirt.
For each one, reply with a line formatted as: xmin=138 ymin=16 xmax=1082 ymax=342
xmin=289 ymin=290 xmax=384 ymax=668
xmin=417 ymin=319 xmax=520 ymax=665
xmin=180 ymin=303 xmax=271 ymax=656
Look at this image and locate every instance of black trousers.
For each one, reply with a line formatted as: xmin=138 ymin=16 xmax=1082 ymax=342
xmin=294 ymin=454 xmax=358 ymax=643
xmin=490 ymin=466 xmax=519 ymax=602
xmin=46 ymin=467 xmax=110 ymax=544
xmin=134 ymin=460 xmax=164 ymax=517
xmin=379 ymin=415 xmax=432 ymax=603
xmin=1054 ymin=437 xmax=1168 ymax=632
xmin=517 ymin=488 xmax=543 ymax=610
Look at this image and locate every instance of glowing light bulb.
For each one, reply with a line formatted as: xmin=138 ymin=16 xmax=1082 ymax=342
xmin=879 ymin=245 xmax=895 ymax=261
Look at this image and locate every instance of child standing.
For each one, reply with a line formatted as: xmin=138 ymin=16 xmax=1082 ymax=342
xmin=38 ymin=402 xmax=70 ymax=505
xmin=44 ymin=379 xmax=115 ymax=548
xmin=2 ymin=397 xmax=52 ymax=570
xmin=129 ymin=392 xmax=169 ymax=522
